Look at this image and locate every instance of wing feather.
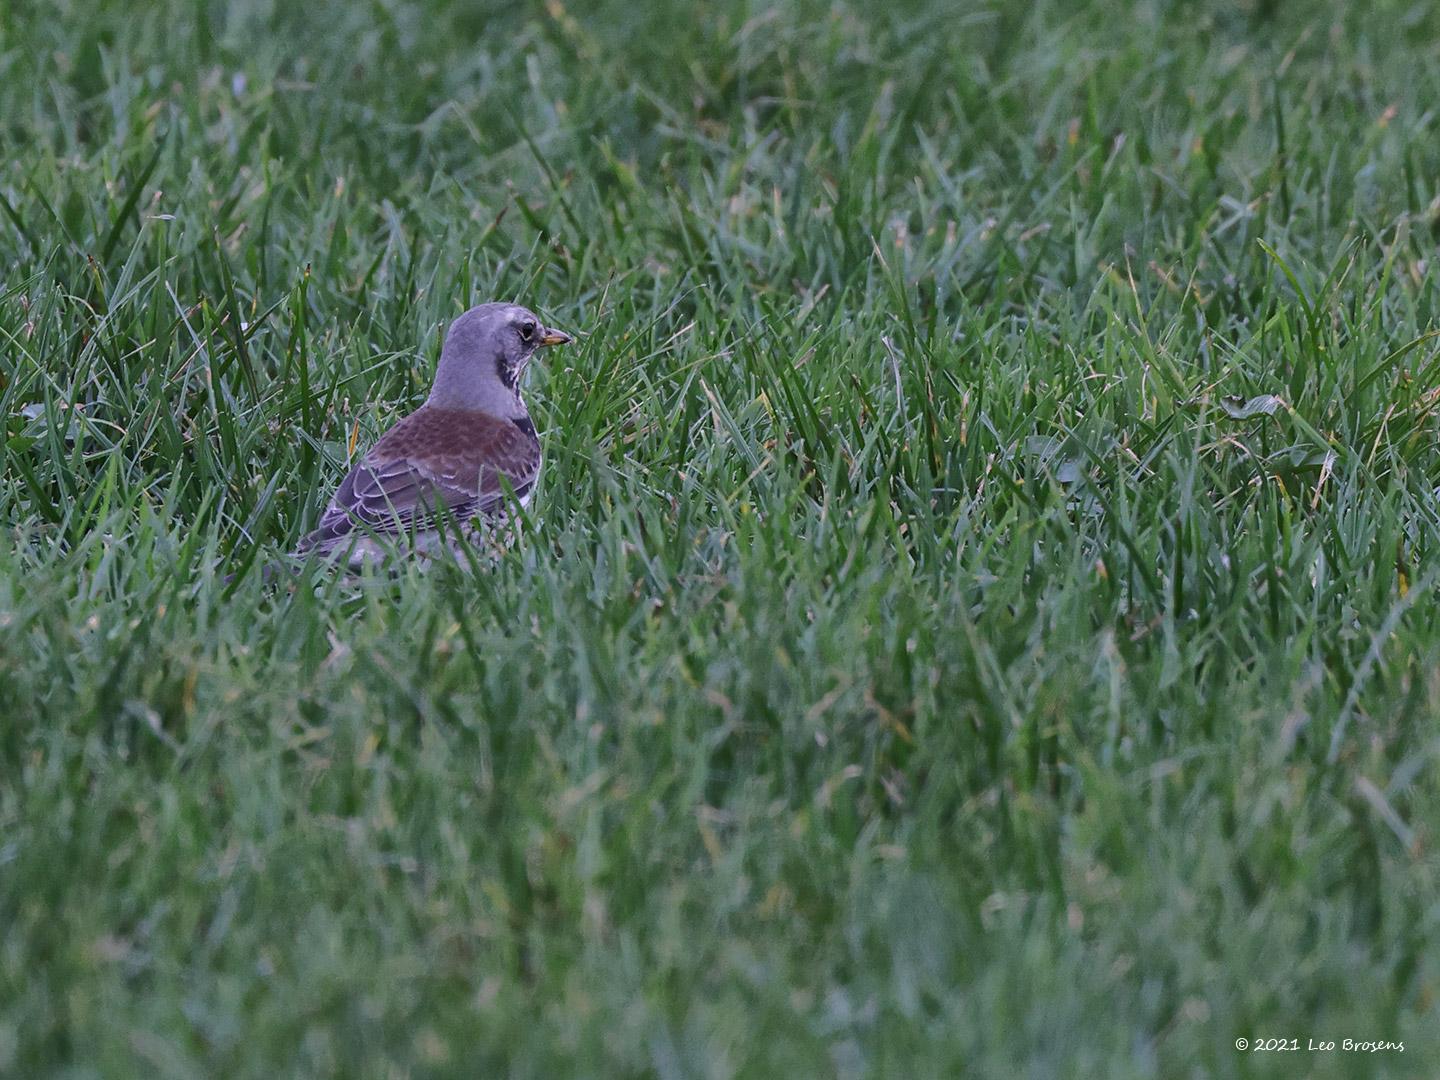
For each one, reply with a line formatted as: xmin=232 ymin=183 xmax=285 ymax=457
xmin=297 ymin=409 xmax=540 ymax=556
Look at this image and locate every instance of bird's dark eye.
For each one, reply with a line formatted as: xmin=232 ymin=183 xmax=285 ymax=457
xmin=519 ymin=321 xmax=536 ymax=341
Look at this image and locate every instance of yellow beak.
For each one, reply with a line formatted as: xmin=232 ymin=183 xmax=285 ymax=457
xmin=539 ymin=328 xmax=572 ymax=347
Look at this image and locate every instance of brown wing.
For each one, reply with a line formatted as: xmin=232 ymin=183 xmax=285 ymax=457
xmin=297 ymin=408 xmax=540 ymax=554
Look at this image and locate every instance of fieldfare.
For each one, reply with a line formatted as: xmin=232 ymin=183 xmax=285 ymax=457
xmin=295 ymin=302 xmax=571 ymax=567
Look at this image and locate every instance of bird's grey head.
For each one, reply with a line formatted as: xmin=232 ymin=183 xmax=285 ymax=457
xmin=426 ymin=302 xmax=572 ymax=414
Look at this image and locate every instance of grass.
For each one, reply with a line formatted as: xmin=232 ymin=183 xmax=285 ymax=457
xmin=3 ymin=0 xmax=1440 ymax=1075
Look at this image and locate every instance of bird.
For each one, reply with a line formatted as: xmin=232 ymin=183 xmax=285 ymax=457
xmin=293 ymin=301 xmax=572 ymax=568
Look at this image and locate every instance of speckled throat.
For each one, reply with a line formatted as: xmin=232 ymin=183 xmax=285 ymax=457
xmin=496 ymin=353 xmax=522 ymax=395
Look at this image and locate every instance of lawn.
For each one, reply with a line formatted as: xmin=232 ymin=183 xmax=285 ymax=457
xmin=3 ymin=0 xmax=1440 ymax=1075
